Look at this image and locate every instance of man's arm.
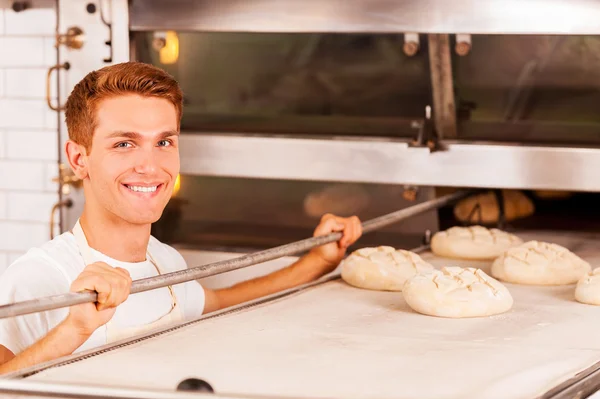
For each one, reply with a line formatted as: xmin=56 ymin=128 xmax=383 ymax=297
xmin=0 ymin=317 xmax=89 ymax=374
xmin=0 ymin=261 xmax=132 ymax=375
xmin=203 ymin=214 xmax=362 ymax=313
xmin=0 ymin=345 xmax=14 ymax=365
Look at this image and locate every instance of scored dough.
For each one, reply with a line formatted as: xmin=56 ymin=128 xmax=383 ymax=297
xmin=453 ymin=189 xmax=535 ymax=225
xmin=575 ymin=268 xmax=600 ymax=305
xmin=340 ymin=246 xmax=434 ymax=291
xmin=491 ymin=241 xmax=591 ymax=285
xmin=402 ymin=267 xmax=513 ymax=318
xmin=431 ymin=226 xmax=523 ymax=260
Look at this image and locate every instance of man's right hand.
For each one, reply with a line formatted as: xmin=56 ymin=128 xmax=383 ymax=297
xmin=65 ymin=262 xmax=132 ymax=337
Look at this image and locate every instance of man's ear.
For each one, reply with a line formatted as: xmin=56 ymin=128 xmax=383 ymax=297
xmin=65 ymin=140 xmax=89 ymax=180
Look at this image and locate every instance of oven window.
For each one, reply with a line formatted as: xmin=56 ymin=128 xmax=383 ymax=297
xmin=453 ymin=35 xmax=600 ymax=145
xmin=152 ymin=175 xmax=438 ymax=252
xmin=133 ymin=32 xmax=431 ymax=138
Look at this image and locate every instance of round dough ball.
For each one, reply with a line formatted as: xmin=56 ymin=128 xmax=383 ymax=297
xmin=431 ymin=226 xmax=523 ymax=260
xmin=340 ymin=246 xmax=434 ymax=291
xmin=575 ymin=268 xmax=600 ymax=305
xmin=491 ymin=241 xmax=591 ymax=285
xmin=403 ymin=267 xmax=513 ymax=318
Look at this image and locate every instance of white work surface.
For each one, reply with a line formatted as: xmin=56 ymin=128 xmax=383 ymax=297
xmin=21 ymin=231 xmax=600 ymax=399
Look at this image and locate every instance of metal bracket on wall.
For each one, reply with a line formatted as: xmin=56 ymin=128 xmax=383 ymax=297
xmin=99 ymin=0 xmax=114 ymax=63
xmin=46 ymin=62 xmax=70 ymax=111
xmin=428 ymin=34 xmax=457 ymax=140
xmin=56 ymin=26 xmax=86 ymax=50
xmin=50 ymin=198 xmax=73 ymax=239
xmin=52 ymin=163 xmax=82 ymax=195
xmin=11 ymin=1 xmax=30 ymax=11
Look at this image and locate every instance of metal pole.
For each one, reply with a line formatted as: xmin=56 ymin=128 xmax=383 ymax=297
xmin=0 ymin=190 xmax=472 ymax=319
xmin=0 ymin=379 xmax=239 ymax=399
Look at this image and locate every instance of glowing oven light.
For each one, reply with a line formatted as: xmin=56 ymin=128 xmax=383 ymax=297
xmin=172 ymin=174 xmax=181 ymax=197
xmin=160 ymin=31 xmax=179 ymax=65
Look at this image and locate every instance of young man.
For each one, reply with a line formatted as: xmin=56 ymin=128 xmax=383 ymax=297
xmin=0 ymin=62 xmax=362 ymax=374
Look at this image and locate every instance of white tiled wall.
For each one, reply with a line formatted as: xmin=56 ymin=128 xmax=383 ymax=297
xmin=0 ymin=4 xmax=59 ymax=274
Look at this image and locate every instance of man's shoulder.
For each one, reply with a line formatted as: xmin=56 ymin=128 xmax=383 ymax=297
xmin=0 ymin=233 xmax=79 ymax=302
xmin=5 ymin=232 xmax=83 ymax=282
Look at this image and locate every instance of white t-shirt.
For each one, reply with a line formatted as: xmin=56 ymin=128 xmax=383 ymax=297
xmin=0 ymin=232 xmax=206 ymax=355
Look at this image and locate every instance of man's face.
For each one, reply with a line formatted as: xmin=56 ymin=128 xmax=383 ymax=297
xmin=84 ymin=94 xmax=180 ymax=225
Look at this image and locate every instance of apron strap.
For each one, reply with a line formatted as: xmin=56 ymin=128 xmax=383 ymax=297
xmin=72 ymin=219 xmax=179 ymax=309
xmin=72 ymin=219 xmax=96 ymax=265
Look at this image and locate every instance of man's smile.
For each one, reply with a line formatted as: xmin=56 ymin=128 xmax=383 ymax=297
xmin=122 ymin=183 xmax=165 ymax=198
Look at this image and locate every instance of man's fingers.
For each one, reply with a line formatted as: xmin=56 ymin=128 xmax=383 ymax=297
xmin=313 ymin=214 xmax=364 ymax=249
xmin=71 ymin=265 xmax=131 ymax=311
xmin=320 ymin=213 xmax=335 ymax=222
xmin=342 ymin=219 xmax=356 ymax=248
xmin=102 ymin=272 xmax=131 ymax=308
xmin=87 ymin=261 xmax=114 ymax=274
xmin=81 ymin=275 xmax=112 ymax=310
xmin=314 ymin=217 xmax=344 ymax=237
xmin=96 ymin=292 xmax=111 ymax=311
xmin=113 ymin=267 xmax=132 ymax=284
xmin=352 ymin=216 xmax=363 ymax=242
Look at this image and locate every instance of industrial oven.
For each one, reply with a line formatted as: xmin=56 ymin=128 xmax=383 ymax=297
xmin=3 ymin=0 xmax=600 ymax=398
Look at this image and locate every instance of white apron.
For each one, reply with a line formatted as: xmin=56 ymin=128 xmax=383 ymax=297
xmin=72 ymin=220 xmax=183 ymax=343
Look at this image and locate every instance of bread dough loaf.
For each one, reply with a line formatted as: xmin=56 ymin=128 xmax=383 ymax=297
xmin=491 ymin=241 xmax=591 ymax=285
xmin=340 ymin=246 xmax=434 ymax=291
xmin=575 ymin=268 xmax=600 ymax=305
xmin=453 ymin=190 xmax=535 ymax=225
xmin=402 ymin=267 xmax=513 ymax=318
xmin=431 ymin=226 xmax=523 ymax=260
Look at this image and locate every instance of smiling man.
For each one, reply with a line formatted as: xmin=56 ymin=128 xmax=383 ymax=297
xmin=0 ymin=62 xmax=362 ymax=373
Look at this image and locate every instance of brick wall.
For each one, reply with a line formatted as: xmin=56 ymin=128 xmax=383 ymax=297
xmin=0 ymin=3 xmax=59 ymax=274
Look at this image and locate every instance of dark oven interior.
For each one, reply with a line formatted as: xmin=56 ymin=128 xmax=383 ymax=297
xmin=129 ymin=31 xmax=600 ymax=251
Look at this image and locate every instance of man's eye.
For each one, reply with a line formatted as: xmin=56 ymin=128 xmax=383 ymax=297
xmin=158 ymin=140 xmax=172 ymax=147
xmin=116 ymin=142 xmax=132 ymax=148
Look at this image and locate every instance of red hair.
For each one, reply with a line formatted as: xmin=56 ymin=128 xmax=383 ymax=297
xmin=65 ymin=62 xmax=183 ymax=151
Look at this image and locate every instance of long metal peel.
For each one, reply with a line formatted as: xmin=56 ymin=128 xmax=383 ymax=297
xmin=0 ymin=190 xmax=472 ymax=319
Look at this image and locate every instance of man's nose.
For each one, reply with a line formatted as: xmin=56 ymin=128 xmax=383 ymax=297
xmin=133 ymin=147 xmax=158 ymax=175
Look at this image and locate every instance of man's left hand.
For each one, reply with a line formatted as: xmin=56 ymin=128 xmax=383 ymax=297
xmin=309 ymin=214 xmax=362 ymax=270
xmin=203 ymin=213 xmax=363 ymax=314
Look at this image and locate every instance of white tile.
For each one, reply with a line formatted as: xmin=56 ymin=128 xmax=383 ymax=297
xmin=0 ymin=221 xmax=48 ymax=251
xmin=45 ymin=108 xmax=58 ymax=130
xmin=0 ymin=160 xmax=46 ymax=191
xmin=8 ymin=191 xmax=58 ymax=222
xmin=0 ymin=130 xmax=5 ymax=158
xmin=5 ymin=68 xmax=54 ymax=99
xmin=0 ymin=191 xmax=6 ymax=219
xmin=0 ymin=253 xmax=8 ymax=276
xmin=44 ymin=161 xmax=61 ymax=192
xmin=0 ymin=38 xmax=46 ymax=67
xmin=6 ymin=130 xmax=58 ymax=161
xmin=0 ymin=9 xmax=4 ymax=35
xmin=0 ymin=99 xmax=46 ymax=129
xmin=43 ymin=37 xmax=57 ymax=67
xmin=0 ymin=70 xmax=5 ymax=97
xmin=4 ymin=7 xmax=56 ymax=36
